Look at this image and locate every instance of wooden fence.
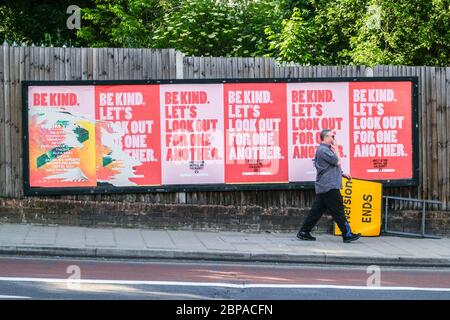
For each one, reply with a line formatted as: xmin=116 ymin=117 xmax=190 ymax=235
xmin=1 ymin=45 xmax=448 ymax=211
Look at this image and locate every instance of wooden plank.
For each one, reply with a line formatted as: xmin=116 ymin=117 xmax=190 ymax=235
xmin=155 ymin=49 xmax=162 ymax=79
xmin=59 ymin=47 xmax=66 ymax=81
xmin=438 ymin=68 xmax=447 ymax=209
xmin=161 ymin=49 xmax=168 ymax=79
xmin=134 ymin=48 xmax=139 ymax=80
xmin=81 ymin=47 xmax=87 ymax=80
xmin=217 ymin=57 xmax=222 ymax=79
xmin=244 ymin=57 xmax=250 ymax=79
xmin=76 ymin=47 xmax=82 ymax=80
xmin=425 ymin=67 xmax=432 ymax=200
xmin=192 ymin=56 xmax=199 ymax=79
xmin=33 ymin=46 xmax=40 ymax=80
xmin=87 ymin=47 xmax=93 ymax=80
xmin=129 ymin=48 xmax=136 ymax=80
xmin=12 ymin=46 xmax=21 ymax=196
xmin=38 ymin=46 xmax=45 ymax=80
xmin=232 ymin=58 xmax=238 ymax=78
xmin=113 ymin=48 xmax=120 ymax=80
xmin=191 ymin=55 xmax=197 ymax=79
xmin=117 ymin=48 xmax=124 ymax=80
xmin=446 ymin=67 xmax=450 ymax=209
xmin=68 ymin=48 xmax=75 ymax=80
xmin=142 ymin=48 xmax=149 ymax=80
xmin=184 ymin=56 xmax=192 ymax=79
xmin=226 ymin=58 xmax=233 ymax=79
xmin=420 ymin=66 xmax=427 ymax=200
xmin=221 ymin=57 xmax=227 ymax=78
xmin=64 ymin=47 xmax=71 ymax=80
xmin=152 ymin=49 xmax=162 ymax=79
xmin=3 ymin=45 xmax=12 ymax=196
xmin=0 ymin=45 xmax=5 ymax=196
xmin=44 ymin=46 xmax=50 ymax=80
xmin=124 ymin=48 xmax=131 ymax=80
xmin=92 ymin=48 xmax=98 ymax=80
xmin=293 ymin=65 xmax=299 ymax=78
xmin=107 ymin=47 xmax=114 ymax=79
xmin=262 ymin=58 xmax=268 ymax=78
xmin=17 ymin=46 xmax=25 ymax=196
xmin=53 ymin=47 xmax=60 ymax=80
xmin=205 ymin=56 xmax=211 ymax=79
xmin=48 ymin=47 xmax=56 ymax=80
xmin=221 ymin=57 xmax=227 ymax=79
xmin=7 ymin=45 xmax=15 ymax=196
xmin=199 ymin=56 xmax=205 ymax=79
xmin=133 ymin=48 xmax=139 ymax=80
xmin=211 ymin=56 xmax=217 ymax=78
xmin=274 ymin=63 xmax=280 ymax=78
xmin=430 ymin=68 xmax=438 ymax=203
xmin=148 ymin=49 xmax=155 ymax=80
xmin=169 ymin=48 xmax=176 ymax=79
xmin=138 ymin=48 xmax=144 ymax=79
xmin=183 ymin=55 xmax=190 ymax=79
xmin=100 ymin=48 xmax=107 ymax=80
xmin=254 ymin=57 xmax=261 ymax=78
xmin=23 ymin=46 xmax=30 ymax=81
xmin=435 ymin=67 xmax=442 ymax=207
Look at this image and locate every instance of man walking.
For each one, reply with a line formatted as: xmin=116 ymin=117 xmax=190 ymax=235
xmin=297 ymin=129 xmax=361 ymax=243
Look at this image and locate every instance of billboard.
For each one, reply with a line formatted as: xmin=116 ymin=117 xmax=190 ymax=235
xmin=23 ymin=78 xmax=419 ymax=195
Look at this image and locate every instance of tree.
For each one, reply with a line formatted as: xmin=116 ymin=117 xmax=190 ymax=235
xmin=264 ymin=0 xmax=450 ymax=66
xmin=78 ymin=0 xmax=283 ymax=56
xmin=264 ymin=0 xmax=366 ymax=65
xmin=349 ymin=0 xmax=450 ymax=66
xmin=77 ymin=0 xmax=168 ymax=48
xmin=0 ymin=0 xmax=92 ymax=46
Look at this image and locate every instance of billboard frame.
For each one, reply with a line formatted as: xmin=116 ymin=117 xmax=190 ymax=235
xmin=22 ymin=77 xmax=419 ymax=196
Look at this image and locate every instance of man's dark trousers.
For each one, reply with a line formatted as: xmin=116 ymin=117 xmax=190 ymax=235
xmin=300 ymin=189 xmax=351 ymax=236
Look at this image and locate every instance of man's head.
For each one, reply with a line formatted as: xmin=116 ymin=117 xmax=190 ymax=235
xmin=320 ymin=129 xmax=335 ymax=145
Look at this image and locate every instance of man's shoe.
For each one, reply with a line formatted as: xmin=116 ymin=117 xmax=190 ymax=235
xmin=297 ymin=231 xmax=316 ymax=241
xmin=343 ymin=233 xmax=361 ymax=243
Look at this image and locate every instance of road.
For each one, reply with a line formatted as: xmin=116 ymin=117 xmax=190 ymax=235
xmin=0 ymin=255 xmax=449 ymax=300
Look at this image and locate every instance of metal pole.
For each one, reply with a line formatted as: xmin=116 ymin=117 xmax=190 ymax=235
xmin=421 ymin=200 xmax=426 ymax=237
xmin=384 ymin=197 xmax=389 ymax=233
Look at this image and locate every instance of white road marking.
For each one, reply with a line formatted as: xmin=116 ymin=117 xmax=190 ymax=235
xmin=0 ymin=294 xmax=31 ymax=299
xmin=0 ymin=277 xmax=449 ymax=292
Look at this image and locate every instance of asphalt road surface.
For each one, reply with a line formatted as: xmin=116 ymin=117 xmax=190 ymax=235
xmin=0 ymin=256 xmax=449 ymax=300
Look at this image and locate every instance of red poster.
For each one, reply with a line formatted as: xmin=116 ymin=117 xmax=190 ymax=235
xmin=224 ymin=83 xmax=288 ymax=183
xmin=349 ymin=82 xmax=412 ymax=180
xmin=95 ymin=85 xmax=161 ymax=186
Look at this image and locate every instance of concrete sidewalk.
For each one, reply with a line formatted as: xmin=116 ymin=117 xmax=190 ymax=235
xmin=0 ymin=223 xmax=449 ymax=267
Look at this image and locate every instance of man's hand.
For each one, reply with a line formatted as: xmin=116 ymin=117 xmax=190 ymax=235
xmin=330 ymin=143 xmax=341 ymax=166
xmin=330 ymin=143 xmax=340 ymax=156
xmin=342 ymin=173 xmax=352 ymax=180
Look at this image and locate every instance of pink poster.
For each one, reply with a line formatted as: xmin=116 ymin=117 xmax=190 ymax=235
xmin=287 ymin=82 xmax=350 ymax=182
xmin=160 ymin=84 xmax=225 ymax=184
xmin=349 ymin=82 xmax=412 ymax=180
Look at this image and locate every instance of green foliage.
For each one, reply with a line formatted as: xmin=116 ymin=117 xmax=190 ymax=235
xmin=77 ymin=0 xmax=167 ymax=48
xmin=0 ymin=0 xmax=92 ymax=46
xmin=1 ymin=0 xmax=449 ymax=66
xmin=265 ymin=8 xmax=316 ymax=64
xmin=348 ymin=0 xmax=450 ymax=66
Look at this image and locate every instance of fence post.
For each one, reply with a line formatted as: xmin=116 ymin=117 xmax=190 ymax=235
xmin=176 ymin=51 xmax=184 ymax=80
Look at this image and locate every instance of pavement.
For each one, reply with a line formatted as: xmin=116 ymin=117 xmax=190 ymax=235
xmin=0 ymin=223 xmax=449 ymax=267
